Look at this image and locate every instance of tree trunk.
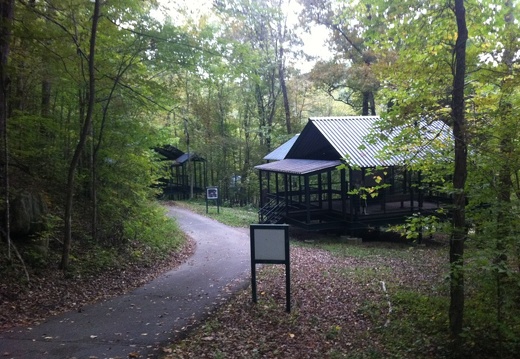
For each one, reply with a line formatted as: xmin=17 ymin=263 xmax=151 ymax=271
xmin=495 ymin=1 xmax=515 ymax=354
xmin=0 ymin=0 xmax=14 ymax=258
xmin=61 ymin=0 xmax=101 ymax=270
xmin=41 ymin=79 xmax=51 ymax=117
xmin=255 ymin=83 xmax=270 ymax=150
xmin=278 ymin=56 xmax=291 ymax=134
xmin=362 ymin=91 xmax=376 ymax=116
xmin=369 ymin=91 xmax=376 ymax=115
xmin=449 ymin=0 xmax=468 ymax=349
xmin=91 ymin=62 xmax=133 ymax=242
xmin=276 ymin=16 xmax=291 ymax=134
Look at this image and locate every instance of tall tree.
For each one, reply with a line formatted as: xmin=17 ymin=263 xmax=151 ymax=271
xmin=61 ymin=0 xmax=101 ymax=270
xmin=449 ymin=0 xmax=468 ymax=343
xmin=0 ymin=0 xmax=14 ymax=257
xmin=299 ymin=0 xmax=379 ymax=115
xmin=275 ymin=0 xmax=291 ymax=133
xmin=467 ymin=1 xmax=520 ymax=352
xmin=214 ymin=0 xmax=297 ymax=153
xmin=357 ymin=0 xmax=469 ymax=347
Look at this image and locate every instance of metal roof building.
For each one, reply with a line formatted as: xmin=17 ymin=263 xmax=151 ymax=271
xmin=256 ymin=116 xmax=448 ymax=174
xmin=154 ymin=146 xmax=207 ymax=200
xmin=256 ymin=116 xmax=385 ymax=174
xmin=254 ymin=116 xmax=450 ymax=232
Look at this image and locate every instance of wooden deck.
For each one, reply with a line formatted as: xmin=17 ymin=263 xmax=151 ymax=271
xmin=265 ymin=197 xmax=447 ymax=232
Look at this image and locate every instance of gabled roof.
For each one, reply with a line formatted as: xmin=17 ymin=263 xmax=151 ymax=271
xmin=263 ymin=134 xmax=299 ymax=161
xmin=154 ymin=145 xmax=184 ymax=160
xmin=173 ymin=152 xmax=205 ymax=165
xmin=287 ymin=116 xmax=396 ymax=167
xmin=256 ymin=116 xmax=449 ymax=173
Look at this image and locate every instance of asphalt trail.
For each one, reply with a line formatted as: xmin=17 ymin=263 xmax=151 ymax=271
xmin=0 ymin=205 xmax=250 ymax=359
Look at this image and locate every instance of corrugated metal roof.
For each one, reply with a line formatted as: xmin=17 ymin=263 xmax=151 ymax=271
xmin=173 ymin=152 xmax=205 ymax=165
xmin=263 ymin=134 xmax=299 ymax=161
xmin=305 ymin=116 xmax=448 ymax=167
xmin=255 ymin=159 xmax=342 ymax=175
xmin=257 ymin=116 xmax=450 ymax=174
xmin=308 ymin=116 xmax=394 ymax=167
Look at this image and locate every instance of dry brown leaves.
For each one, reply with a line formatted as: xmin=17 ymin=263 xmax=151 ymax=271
xmin=164 ymin=240 xmax=448 ymax=359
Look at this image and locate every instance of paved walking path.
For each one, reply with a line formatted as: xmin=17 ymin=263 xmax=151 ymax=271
xmin=0 ymin=205 xmax=251 ymax=359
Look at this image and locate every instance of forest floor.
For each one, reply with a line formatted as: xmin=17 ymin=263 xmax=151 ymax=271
xmin=0 ymin=207 xmax=453 ymax=359
xmin=161 ymin=234 xmax=451 ymax=359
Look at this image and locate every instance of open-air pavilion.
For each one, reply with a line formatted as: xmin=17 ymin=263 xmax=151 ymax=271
xmin=155 ymin=145 xmax=207 ymax=200
xmin=255 ymin=116 xmax=450 ymax=232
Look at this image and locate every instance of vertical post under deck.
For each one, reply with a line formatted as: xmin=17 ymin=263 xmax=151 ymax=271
xmin=305 ymin=175 xmax=311 ymax=223
xmin=341 ymin=168 xmax=347 ymax=219
xmin=327 ymin=170 xmax=333 ymax=211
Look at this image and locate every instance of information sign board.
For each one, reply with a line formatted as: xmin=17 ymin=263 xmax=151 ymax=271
xmin=250 ymin=224 xmax=290 ymax=312
xmin=206 ymin=187 xmax=218 ymax=199
xmin=205 ymin=186 xmax=220 ymax=213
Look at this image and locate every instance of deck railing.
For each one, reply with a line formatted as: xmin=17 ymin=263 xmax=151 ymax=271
xmin=258 ymin=198 xmax=286 ymax=224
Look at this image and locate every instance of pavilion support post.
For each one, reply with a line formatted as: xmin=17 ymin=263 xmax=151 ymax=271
xmin=341 ymin=168 xmax=347 ymax=219
xmin=182 ymin=164 xmax=187 ymax=199
xmin=318 ymin=172 xmax=323 ymax=208
xmin=348 ymin=167 xmax=354 ymax=217
xmin=259 ymin=170 xmax=264 ymax=209
xmin=284 ymin=174 xmax=289 ymax=216
xmin=305 ymin=175 xmax=311 ymax=223
xmin=418 ymin=171 xmax=423 ymax=209
xmin=401 ymin=169 xmax=407 ymax=208
xmin=361 ymin=167 xmax=367 ymax=215
xmin=410 ymin=171 xmax=415 ymax=211
xmin=198 ymin=162 xmax=203 ymax=194
xmin=327 ymin=170 xmax=333 ymax=211
xmin=266 ymin=170 xmax=270 ymax=199
xmin=381 ymin=169 xmax=387 ymax=213
xmin=289 ymin=175 xmax=293 ymax=204
xmin=275 ymin=173 xmax=280 ymax=204
xmin=299 ymin=176 xmax=303 ymax=204
xmin=203 ymin=161 xmax=207 ymax=193
xmin=194 ymin=161 xmax=198 ymax=196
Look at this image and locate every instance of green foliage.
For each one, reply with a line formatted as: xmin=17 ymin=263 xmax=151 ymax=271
xmin=22 ymin=244 xmax=49 ymax=269
xmin=67 ymin=245 xmax=122 ymax=275
xmin=124 ymin=203 xmax=184 ymax=255
xmin=389 ymin=212 xmax=445 ymax=241
xmin=5 ymin=3 xmax=520 ymax=356
xmin=348 ymin=183 xmax=390 ymax=200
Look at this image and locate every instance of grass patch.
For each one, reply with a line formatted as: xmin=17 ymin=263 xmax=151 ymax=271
xmin=297 ymin=238 xmax=418 ymax=260
xmin=375 ymin=290 xmax=450 ymax=358
xmin=170 ymin=199 xmax=258 ymax=227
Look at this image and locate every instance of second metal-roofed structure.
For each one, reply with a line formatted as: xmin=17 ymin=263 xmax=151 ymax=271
xmin=154 ymin=145 xmax=207 ymax=200
xmin=255 ymin=116 xmax=450 ymax=232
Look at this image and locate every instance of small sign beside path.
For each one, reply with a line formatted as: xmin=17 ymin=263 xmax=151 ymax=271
xmin=205 ymin=186 xmax=219 ymax=213
xmin=250 ymin=224 xmax=290 ymax=313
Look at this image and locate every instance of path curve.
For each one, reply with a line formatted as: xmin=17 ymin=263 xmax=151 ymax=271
xmin=0 ymin=205 xmax=251 ymax=359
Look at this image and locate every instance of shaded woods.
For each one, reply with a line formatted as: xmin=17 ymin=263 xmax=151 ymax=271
xmin=1 ymin=1 xmax=520 ymax=357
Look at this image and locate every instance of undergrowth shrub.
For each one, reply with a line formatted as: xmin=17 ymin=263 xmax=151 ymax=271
xmin=124 ymin=202 xmax=184 ymax=255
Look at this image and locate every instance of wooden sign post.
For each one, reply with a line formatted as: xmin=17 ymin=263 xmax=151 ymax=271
xmin=250 ymin=224 xmax=290 ymax=313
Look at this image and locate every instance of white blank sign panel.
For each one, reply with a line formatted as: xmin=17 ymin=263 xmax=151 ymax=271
xmin=253 ymin=228 xmax=286 ymax=261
